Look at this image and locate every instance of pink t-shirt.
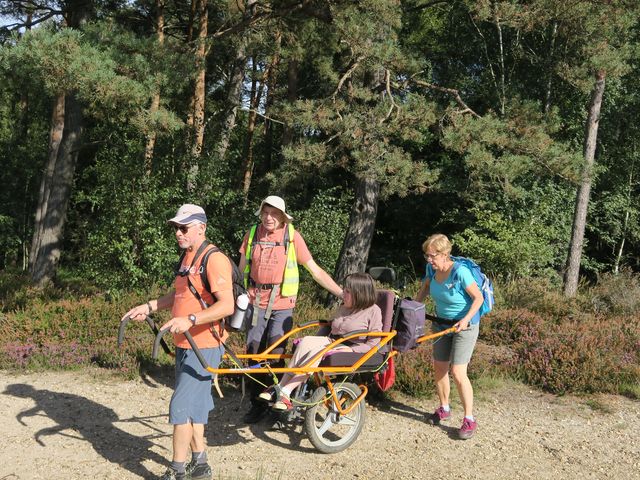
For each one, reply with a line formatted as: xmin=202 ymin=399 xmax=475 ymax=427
xmin=330 ymin=304 xmax=383 ymax=353
xmin=239 ymin=224 xmax=312 ymax=310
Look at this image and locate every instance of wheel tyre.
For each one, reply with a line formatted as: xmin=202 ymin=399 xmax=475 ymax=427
xmin=304 ymin=382 xmax=366 ymax=454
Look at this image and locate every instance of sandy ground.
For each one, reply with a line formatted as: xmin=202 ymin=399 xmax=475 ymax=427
xmin=0 ymin=368 xmax=638 ymax=480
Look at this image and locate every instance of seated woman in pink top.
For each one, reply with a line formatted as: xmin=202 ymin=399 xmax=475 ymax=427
xmin=259 ymin=272 xmax=382 ymax=410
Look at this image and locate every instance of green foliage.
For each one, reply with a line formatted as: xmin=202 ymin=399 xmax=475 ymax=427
xmin=275 ymin=0 xmax=439 ymax=200
xmin=293 ymin=188 xmax=350 ymax=274
xmin=1 ymin=0 xmax=640 ymax=306
xmin=441 ymin=102 xmax=582 ymax=195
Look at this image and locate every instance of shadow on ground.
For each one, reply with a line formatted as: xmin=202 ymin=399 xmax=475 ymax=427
xmin=4 ymin=383 xmax=170 ymax=478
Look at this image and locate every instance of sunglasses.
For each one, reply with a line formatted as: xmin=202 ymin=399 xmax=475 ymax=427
xmin=172 ymin=224 xmax=193 ymax=234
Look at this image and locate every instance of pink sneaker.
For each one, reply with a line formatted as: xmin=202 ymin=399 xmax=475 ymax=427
xmin=426 ymin=406 xmax=451 ymax=425
xmin=458 ymin=417 xmax=477 ymax=439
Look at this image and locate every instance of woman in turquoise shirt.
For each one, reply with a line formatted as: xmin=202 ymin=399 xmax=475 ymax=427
xmin=414 ymin=233 xmax=483 ymax=440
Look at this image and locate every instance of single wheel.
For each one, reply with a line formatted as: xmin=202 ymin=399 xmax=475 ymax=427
xmin=304 ymin=382 xmax=366 ymax=454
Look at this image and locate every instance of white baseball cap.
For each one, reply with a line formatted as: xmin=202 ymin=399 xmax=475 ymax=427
xmin=255 ymin=195 xmax=293 ymax=222
xmin=167 ymin=204 xmax=207 ymax=225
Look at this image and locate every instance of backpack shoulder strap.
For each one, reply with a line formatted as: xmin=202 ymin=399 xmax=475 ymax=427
xmin=199 ymin=245 xmax=220 ymax=294
xmin=174 ymin=240 xmax=210 ymax=277
xmin=174 ymin=250 xmax=187 ymax=277
xmin=450 ymin=259 xmax=461 ymax=283
xmin=426 ymin=264 xmax=435 ymax=280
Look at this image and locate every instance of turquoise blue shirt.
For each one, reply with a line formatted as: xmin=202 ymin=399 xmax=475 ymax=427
xmin=426 ymin=263 xmax=479 ymax=324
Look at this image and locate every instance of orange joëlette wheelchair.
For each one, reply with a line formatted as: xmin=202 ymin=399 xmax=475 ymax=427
xmin=118 ymin=289 xmax=456 ymax=454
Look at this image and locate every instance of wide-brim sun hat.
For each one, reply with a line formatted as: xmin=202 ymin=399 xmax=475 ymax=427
xmin=167 ymin=204 xmax=207 ymax=225
xmin=255 ymin=195 xmax=293 ymax=222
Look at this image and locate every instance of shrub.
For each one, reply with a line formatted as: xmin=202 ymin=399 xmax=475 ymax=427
xmin=0 ymin=287 xmax=173 ymax=375
xmin=583 ymin=269 xmax=640 ymax=316
xmin=499 ymin=278 xmax=582 ymax=322
xmin=483 ymin=309 xmax=640 ymax=395
xmin=1 ymin=271 xmax=638 ymax=397
xmin=394 ymin=345 xmax=435 ymax=397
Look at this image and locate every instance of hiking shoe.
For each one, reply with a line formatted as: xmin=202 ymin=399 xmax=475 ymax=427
xmin=186 ymin=460 xmax=212 ymax=480
xmin=458 ymin=417 xmax=478 ymax=439
xmin=272 ymin=396 xmax=293 ymax=411
xmin=243 ymin=403 xmax=268 ymax=424
xmin=159 ymin=468 xmax=186 ymax=480
xmin=258 ymin=387 xmax=277 ymax=403
xmin=426 ymin=406 xmax=451 ymax=425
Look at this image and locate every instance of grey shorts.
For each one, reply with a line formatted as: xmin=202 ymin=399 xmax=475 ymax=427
xmin=245 ymin=307 xmax=294 ymax=355
xmin=169 ymin=346 xmax=223 ymax=425
xmin=431 ymin=322 xmax=479 ymax=365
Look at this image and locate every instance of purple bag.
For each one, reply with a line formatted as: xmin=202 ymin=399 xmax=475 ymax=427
xmin=393 ymin=299 xmax=426 ymax=352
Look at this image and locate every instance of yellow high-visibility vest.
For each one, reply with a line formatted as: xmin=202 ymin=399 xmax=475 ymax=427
xmin=243 ymin=223 xmax=299 ymax=297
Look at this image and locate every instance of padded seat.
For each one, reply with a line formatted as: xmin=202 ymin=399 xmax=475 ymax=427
xmin=318 ymin=351 xmax=385 ymax=369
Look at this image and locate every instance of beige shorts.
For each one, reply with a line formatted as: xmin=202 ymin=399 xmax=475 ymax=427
xmin=431 ymin=323 xmax=479 ymax=365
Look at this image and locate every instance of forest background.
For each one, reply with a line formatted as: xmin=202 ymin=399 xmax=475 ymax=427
xmin=0 ymin=0 xmax=638 ymax=398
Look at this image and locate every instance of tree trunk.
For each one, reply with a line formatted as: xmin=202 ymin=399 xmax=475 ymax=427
xmin=143 ymin=0 xmax=165 ymax=173
xmin=281 ymin=58 xmax=298 ymax=148
xmin=239 ymin=55 xmax=259 ymax=196
xmin=240 ymin=34 xmax=281 ymax=199
xmin=29 ymin=0 xmax=89 ymax=285
xmin=31 ymin=94 xmax=84 ymax=286
xmin=186 ymin=0 xmax=208 ymax=192
xmin=613 ymin=210 xmax=628 ymax=275
xmin=613 ymin=167 xmax=634 ymax=274
xmin=563 ymin=70 xmax=606 ymax=297
xmin=213 ymin=38 xmax=247 ymax=164
xmin=262 ymin=62 xmax=278 ymax=173
xmin=191 ymin=0 xmax=207 ymax=158
xmin=544 ymin=21 xmax=558 ymax=114
xmin=333 ymin=176 xmax=380 ymax=286
xmin=29 ymin=93 xmax=65 ymax=272
xmin=187 ymin=0 xmax=197 ymax=42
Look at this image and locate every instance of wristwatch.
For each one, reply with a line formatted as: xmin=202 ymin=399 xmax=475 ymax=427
xmin=188 ymin=314 xmax=197 ymax=326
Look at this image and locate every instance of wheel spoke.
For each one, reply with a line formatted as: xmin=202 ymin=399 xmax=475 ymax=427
xmin=317 ymin=414 xmax=334 ymax=435
xmin=336 ymin=414 xmax=357 ymax=427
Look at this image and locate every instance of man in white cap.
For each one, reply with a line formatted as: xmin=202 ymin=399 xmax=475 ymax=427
xmin=122 ymin=204 xmax=234 ymax=480
xmin=238 ymin=195 xmax=343 ymax=423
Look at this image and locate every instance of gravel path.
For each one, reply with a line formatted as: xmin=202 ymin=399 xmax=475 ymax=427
xmin=1 ymin=368 xmax=638 ymax=480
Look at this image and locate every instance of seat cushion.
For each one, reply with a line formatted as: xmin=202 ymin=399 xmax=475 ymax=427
xmin=318 ymin=351 xmax=385 ymax=369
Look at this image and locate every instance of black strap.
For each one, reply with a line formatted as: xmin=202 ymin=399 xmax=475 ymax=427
xmin=185 ymin=275 xmax=243 ymax=366
xmin=174 ymin=240 xmax=211 ymax=278
xmin=425 ymin=312 xmax=457 ymax=326
xmin=248 ymin=278 xmax=277 ymax=290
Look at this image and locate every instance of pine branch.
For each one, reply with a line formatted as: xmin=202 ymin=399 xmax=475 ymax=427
xmin=411 ymin=79 xmax=481 ymax=118
xmin=241 ymin=108 xmax=285 ymax=125
xmin=379 ymin=69 xmax=399 ymax=125
xmin=332 ymin=55 xmax=364 ymax=100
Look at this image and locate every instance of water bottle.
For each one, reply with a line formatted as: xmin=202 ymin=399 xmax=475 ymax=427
xmin=229 ymin=293 xmax=249 ymax=330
